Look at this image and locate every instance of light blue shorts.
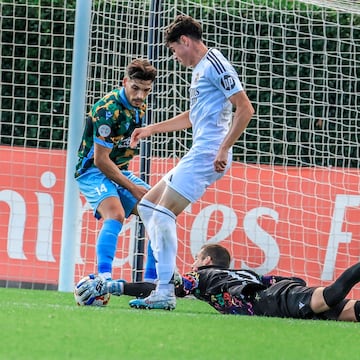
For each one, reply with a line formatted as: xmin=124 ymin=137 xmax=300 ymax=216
xmin=76 ymin=167 xmax=150 ymax=219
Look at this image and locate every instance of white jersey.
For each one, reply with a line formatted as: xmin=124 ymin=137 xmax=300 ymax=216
xmin=164 ymin=48 xmax=243 ymax=202
xmin=189 ymin=48 xmax=243 ymax=150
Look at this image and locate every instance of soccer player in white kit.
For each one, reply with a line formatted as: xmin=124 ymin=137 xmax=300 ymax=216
xmin=129 ymin=15 xmax=254 ymax=310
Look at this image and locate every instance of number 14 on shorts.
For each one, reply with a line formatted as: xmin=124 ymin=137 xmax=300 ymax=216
xmin=95 ymin=184 xmax=107 ymax=195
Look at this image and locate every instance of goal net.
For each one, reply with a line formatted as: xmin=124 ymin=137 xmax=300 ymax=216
xmin=1 ymin=0 xmax=359 ymax=294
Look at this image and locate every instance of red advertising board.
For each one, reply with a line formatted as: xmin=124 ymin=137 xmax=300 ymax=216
xmin=1 ymin=146 xmax=360 ymax=296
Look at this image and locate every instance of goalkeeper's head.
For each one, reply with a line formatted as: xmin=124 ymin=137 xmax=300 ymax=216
xmin=193 ymin=244 xmax=231 ymax=270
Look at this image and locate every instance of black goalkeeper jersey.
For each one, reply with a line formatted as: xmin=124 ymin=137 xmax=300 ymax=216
xmin=176 ymin=266 xmax=268 ymax=315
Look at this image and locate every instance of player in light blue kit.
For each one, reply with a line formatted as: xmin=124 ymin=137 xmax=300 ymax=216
xmin=129 ymin=16 xmax=255 ymax=310
xmin=75 ymin=59 xmax=157 ymax=282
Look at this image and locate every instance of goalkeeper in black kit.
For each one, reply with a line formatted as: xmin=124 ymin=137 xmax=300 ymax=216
xmin=76 ymin=244 xmax=360 ymax=322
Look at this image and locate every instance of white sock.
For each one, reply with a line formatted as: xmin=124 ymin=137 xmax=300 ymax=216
xmin=157 ymin=283 xmax=175 ymax=293
xmin=151 ymin=205 xmax=177 ymax=292
xmin=137 ymin=198 xmax=157 ymax=253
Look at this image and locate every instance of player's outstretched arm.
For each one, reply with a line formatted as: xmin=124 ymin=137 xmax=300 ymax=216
xmin=130 ymin=111 xmax=191 ymax=148
xmin=130 ymin=126 xmax=153 ymax=148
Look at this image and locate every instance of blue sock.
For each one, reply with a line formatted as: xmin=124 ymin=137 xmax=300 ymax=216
xmin=96 ymin=219 xmax=122 ymax=277
xmin=144 ymin=240 xmax=157 ymax=282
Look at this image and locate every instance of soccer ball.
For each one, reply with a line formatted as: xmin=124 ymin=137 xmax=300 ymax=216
xmin=74 ymin=275 xmax=111 ymax=307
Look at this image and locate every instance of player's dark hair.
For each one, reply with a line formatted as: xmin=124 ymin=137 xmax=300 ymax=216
xmin=165 ymin=15 xmax=203 ymax=46
xmin=126 ymin=59 xmax=157 ymax=82
xmin=201 ymin=244 xmax=231 ymax=268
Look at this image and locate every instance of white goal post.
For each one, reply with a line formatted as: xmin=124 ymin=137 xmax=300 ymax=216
xmin=1 ymin=0 xmax=359 ymax=295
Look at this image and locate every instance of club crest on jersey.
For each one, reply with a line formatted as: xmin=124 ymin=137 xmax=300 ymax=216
xmin=221 ymin=74 xmax=236 ymax=91
xmin=98 ymin=124 xmax=111 ymax=137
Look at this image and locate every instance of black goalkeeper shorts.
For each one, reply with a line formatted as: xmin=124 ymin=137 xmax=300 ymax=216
xmin=251 ymin=279 xmax=348 ymax=320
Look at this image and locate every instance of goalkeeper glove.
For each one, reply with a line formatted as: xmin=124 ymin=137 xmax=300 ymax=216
xmin=76 ymin=275 xmax=125 ymax=305
xmin=182 ymin=273 xmax=199 ymax=292
xmin=174 ymin=272 xmax=200 ymax=297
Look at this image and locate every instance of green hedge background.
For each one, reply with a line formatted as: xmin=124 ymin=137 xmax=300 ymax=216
xmin=1 ymin=0 xmax=359 ymax=167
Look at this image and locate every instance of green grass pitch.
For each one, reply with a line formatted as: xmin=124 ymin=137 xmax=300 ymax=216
xmin=1 ymin=287 xmax=358 ymax=359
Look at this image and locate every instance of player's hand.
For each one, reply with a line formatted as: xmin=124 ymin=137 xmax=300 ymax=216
xmin=130 ymin=127 xmax=152 ymax=148
xmin=214 ymin=148 xmax=228 ymax=173
xmin=130 ymin=184 xmax=149 ymax=201
xmin=173 ymin=269 xmax=183 ymax=288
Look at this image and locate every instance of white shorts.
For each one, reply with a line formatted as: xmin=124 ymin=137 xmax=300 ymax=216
xmin=163 ymin=146 xmax=232 ymax=203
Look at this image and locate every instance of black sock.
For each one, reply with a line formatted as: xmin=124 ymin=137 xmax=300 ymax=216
xmin=323 ymin=262 xmax=360 ymax=307
xmin=355 ymin=301 xmax=360 ymax=322
xmin=123 ymin=282 xmax=156 ymax=298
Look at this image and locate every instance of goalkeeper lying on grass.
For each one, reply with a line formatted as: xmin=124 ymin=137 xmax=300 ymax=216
xmin=76 ymin=243 xmax=360 ymax=321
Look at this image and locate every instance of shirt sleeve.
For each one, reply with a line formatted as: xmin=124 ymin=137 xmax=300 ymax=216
xmin=93 ymin=107 xmax=114 ymax=149
xmin=213 ymin=68 xmax=243 ymax=99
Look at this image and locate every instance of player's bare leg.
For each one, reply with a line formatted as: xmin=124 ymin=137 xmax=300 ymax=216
xmin=337 ymin=300 xmax=357 ymax=322
xmin=310 ymin=287 xmax=329 ymax=313
xmin=310 ymin=262 xmax=360 ymax=321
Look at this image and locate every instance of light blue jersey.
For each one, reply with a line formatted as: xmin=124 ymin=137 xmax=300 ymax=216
xmin=189 ymin=48 xmax=243 ymax=150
